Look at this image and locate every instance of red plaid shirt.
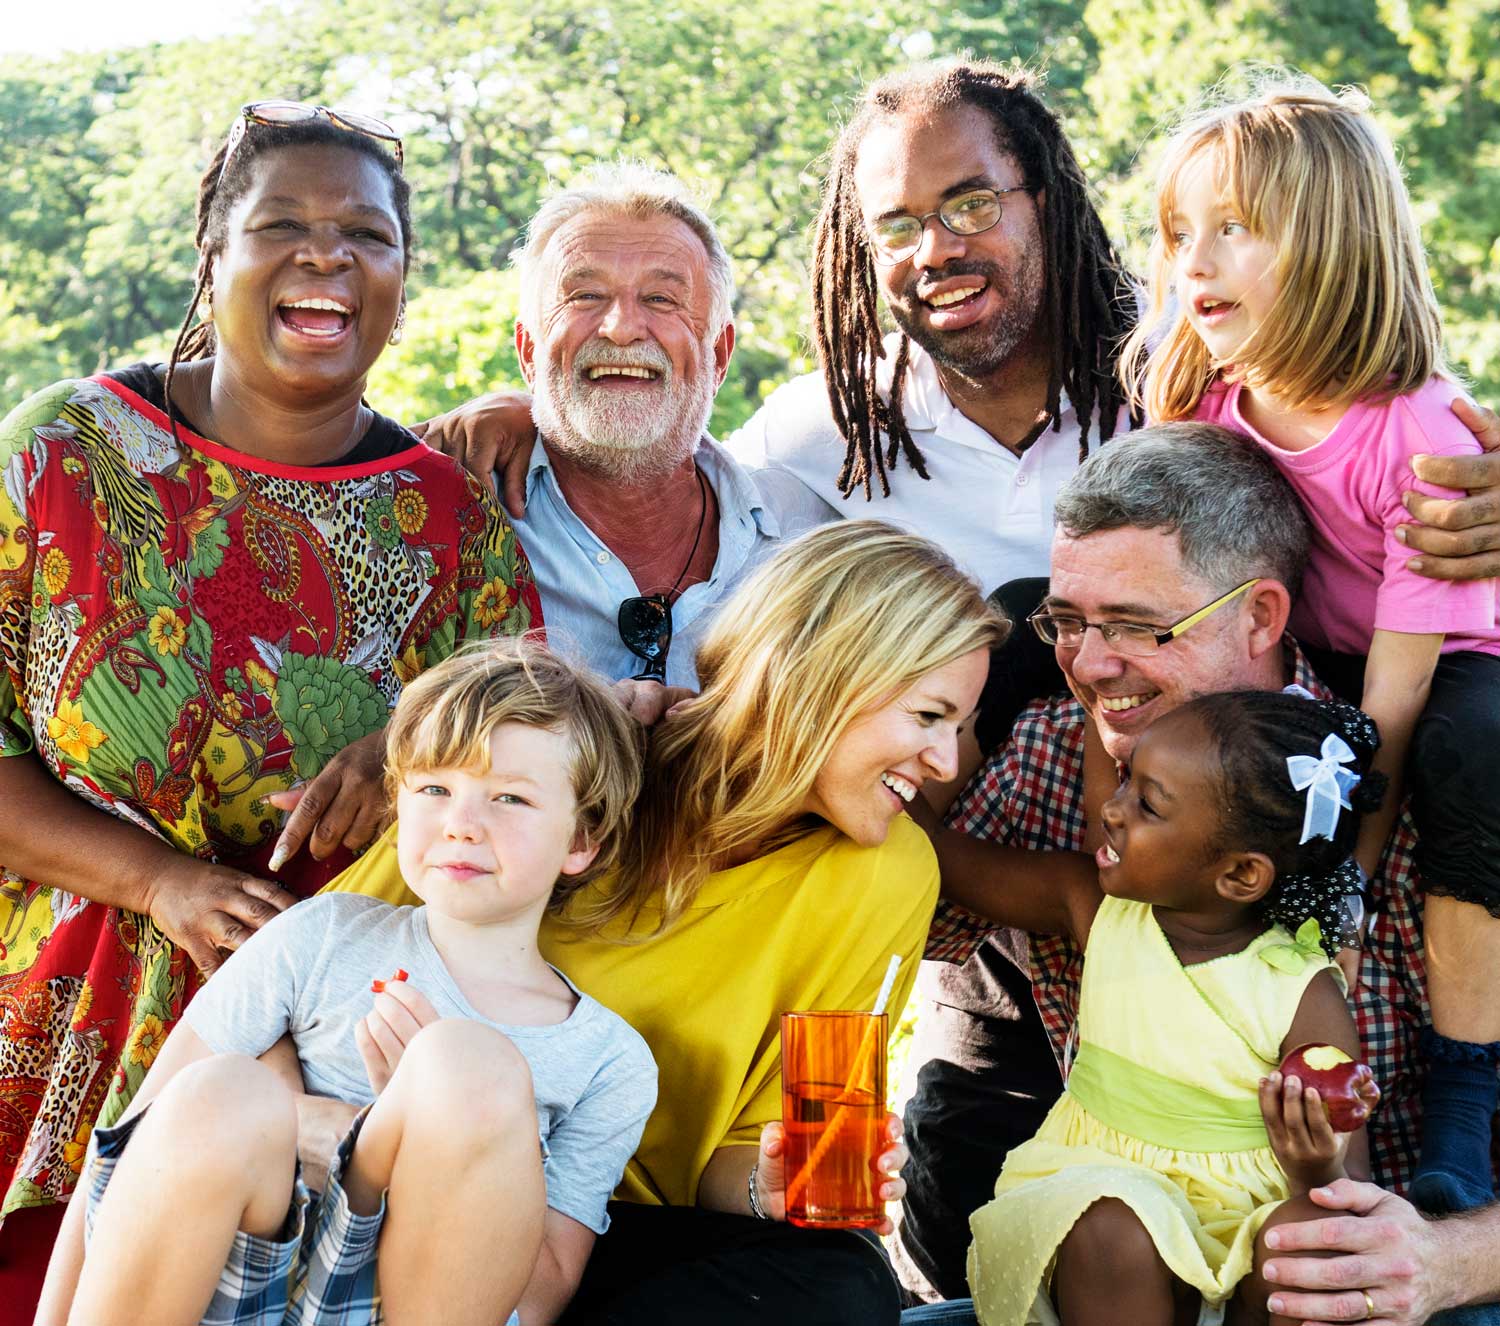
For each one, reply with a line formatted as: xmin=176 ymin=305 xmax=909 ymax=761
xmin=926 ymin=647 xmax=1427 ymax=1192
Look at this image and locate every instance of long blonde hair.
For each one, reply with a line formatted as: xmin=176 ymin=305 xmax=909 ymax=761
xmin=562 ymin=521 xmax=1007 ymax=936
xmin=1122 ymin=74 xmax=1447 ymax=421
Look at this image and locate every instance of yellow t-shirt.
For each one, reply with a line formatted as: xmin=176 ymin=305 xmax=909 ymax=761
xmin=325 ymin=814 xmax=938 ymax=1207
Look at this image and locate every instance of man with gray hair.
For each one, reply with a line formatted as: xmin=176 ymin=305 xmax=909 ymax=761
xmin=899 ymin=422 xmax=1431 ymax=1312
xmin=495 ymin=161 xmax=827 ymax=690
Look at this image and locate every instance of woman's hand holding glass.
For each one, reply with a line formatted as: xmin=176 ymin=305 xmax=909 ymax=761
xmin=754 ymin=1114 xmax=909 ymax=1234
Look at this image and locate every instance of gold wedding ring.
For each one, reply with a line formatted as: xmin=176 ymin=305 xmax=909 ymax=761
xmin=1361 ymin=1289 xmax=1376 ymax=1320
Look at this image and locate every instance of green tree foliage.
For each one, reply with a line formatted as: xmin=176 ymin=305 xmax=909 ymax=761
xmin=1 ymin=0 xmax=1495 ymax=428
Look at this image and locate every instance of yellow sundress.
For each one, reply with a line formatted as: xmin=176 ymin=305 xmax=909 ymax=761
xmin=967 ymin=895 xmax=1343 ymax=1326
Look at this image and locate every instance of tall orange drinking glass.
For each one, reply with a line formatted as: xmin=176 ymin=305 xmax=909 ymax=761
xmin=780 ymin=1010 xmax=888 ymax=1229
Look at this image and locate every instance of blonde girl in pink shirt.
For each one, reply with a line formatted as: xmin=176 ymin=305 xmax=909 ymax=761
xmin=1124 ymin=76 xmax=1500 ymax=1220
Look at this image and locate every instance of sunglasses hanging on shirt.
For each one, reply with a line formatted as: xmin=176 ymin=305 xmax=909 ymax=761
xmin=616 ymin=466 xmax=710 ymax=682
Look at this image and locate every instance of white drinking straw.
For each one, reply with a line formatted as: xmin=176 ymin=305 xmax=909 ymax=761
xmin=871 ymin=954 xmax=902 ymax=1016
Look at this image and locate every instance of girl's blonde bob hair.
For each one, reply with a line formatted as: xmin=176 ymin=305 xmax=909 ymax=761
xmin=1123 ymin=74 xmax=1447 ymax=421
xmin=560 ymin=520 xmax=1008 ymax=937
xmin=385 ymin=638 xmax=644 ymax=904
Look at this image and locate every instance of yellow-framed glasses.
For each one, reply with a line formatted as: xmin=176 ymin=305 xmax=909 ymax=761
xmin=1027 ymin=579 xmax=1263 ymax=657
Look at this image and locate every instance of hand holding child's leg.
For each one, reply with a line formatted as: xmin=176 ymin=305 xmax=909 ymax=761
xmin=346 ymin=1018 xmax=547 ymax=1326
xmin=1233 ymin=1194 xmax=1339 ymax=1326
xmin=63 ymin=1055 xmax=299 ymax=1326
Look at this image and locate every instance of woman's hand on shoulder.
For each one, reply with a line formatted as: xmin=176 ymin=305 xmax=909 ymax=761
xmin=146 ymin=856 xmax=293 ymax=975
xmin=265 ymin=728 xmax=389 ymax=871
xmin=755 ymin=1113 xmax=908 ymax=1236
xmin=411 ymin=390 xmax=537 ymax=518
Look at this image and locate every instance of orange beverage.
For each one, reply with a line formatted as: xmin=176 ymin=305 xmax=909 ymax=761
xmin=780 ymin=1011 xmax=887 ymax=1229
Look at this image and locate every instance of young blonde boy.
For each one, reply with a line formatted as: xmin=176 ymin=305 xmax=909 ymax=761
xmin=39 ymin=640 xmax=655 ymax=1326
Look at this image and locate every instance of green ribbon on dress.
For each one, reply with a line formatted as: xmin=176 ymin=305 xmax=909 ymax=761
xmin=1068 ymin=1042 xmax=1271 ymax=1153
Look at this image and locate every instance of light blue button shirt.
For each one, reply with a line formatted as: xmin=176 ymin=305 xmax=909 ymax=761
xmin=510 ymin=435 xmax=835 ymax=688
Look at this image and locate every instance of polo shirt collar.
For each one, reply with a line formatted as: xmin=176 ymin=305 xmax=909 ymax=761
xmin=876 ymin=334 xmax=1075 ymax=441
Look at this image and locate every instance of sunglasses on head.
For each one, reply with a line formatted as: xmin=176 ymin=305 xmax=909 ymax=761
xmin=220 ymin=101 xmax=404 ymax=183
xmin=617 ymin=594 xmax=674 ymax=683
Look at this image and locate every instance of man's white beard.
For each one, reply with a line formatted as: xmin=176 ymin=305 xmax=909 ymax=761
xmin=532 ymin=339 xmax=717 ymax=484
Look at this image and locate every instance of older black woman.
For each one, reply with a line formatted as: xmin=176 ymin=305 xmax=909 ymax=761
xmin=0 ymin=104 xmax=539 ymax=1290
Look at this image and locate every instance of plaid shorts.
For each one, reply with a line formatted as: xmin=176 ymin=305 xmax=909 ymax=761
xmin=87 ymin=1103 xmax=385 ymax=1326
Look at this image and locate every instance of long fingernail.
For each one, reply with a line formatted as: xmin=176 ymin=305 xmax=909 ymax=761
xmin=267 ymin=843 xmax=288 ymax=872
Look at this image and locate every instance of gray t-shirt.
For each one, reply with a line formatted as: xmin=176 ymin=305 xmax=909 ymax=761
xmin=184 ymin=893 xmax=657 ymax=1234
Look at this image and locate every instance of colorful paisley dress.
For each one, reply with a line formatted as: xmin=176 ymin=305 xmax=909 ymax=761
xmin=0 ymin=373 xmax=541 ymax=1219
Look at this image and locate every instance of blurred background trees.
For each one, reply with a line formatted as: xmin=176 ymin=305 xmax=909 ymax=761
xmin=1 ymin=0 xmax=1495 ymax=433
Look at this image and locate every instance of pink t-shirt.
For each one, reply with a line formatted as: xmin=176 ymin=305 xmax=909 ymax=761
xmin=1196 ymin=377 xmax=1500 ymax=656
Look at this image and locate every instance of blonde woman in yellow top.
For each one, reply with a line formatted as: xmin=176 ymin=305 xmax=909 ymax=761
xmin=331 ymin=519 xmax=1006 ymax=1325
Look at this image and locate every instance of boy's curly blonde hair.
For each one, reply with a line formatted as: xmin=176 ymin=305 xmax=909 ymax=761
xmin=385 ymin=638 xmax=643 ymax=904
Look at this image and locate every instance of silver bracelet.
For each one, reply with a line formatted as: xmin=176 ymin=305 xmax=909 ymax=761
xmin=747 ymin=1161 xmax=772 ymax=1220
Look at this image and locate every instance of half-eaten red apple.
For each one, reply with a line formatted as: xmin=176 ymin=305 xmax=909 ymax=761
xmin=1278 ymin=1043 xmax=1382 ymax=1132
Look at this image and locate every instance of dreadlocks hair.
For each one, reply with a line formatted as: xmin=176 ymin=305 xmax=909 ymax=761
xmin=163 ymin=117 xmax=413 ymax=441
xmin=1183 ymin=689 xmax=1388 ymax=957
xmin=812 ymin=59 xmax=1140 ymax=500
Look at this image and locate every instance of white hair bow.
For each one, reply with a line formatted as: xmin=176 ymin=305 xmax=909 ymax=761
xmin=1286 ymin=734 xmax=1362 ymax=845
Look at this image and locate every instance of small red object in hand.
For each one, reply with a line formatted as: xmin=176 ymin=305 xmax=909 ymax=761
xmin=1278 ymin=1043 xmax=1382 ymax=1132
xmin=370 ymin=968 xmax=411 ymax=994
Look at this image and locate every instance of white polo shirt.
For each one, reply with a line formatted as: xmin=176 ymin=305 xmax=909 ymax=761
xmin=728 ymin=337 xmax=1115 ymax=595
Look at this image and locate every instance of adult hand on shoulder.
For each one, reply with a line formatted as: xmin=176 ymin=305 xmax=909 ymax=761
xmin=146 ymin=856 xmax=293 ymax=975
xmin=756 ymin=1113 xmax=908 ymax=1235
xmin=265 ymin=728 xmax=389 ymax=872
xmin=355 ymin=977 xmax=441 ymax=1094
xmin=610 ymin=679 xmax=698 ymax=726
xmin=1401 ymin=398 xmax=1500 ymax=580
xmin=411 ymin=390 xmax=537 ymax=518
xmin=1260 ymin=1179 xmax=1445 ymax=1325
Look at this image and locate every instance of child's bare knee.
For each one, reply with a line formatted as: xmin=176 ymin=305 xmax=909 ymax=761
xmin=1058 ymin=1198 xmax=1164 ymax=1281
xmin=393 ymin=1020 xmax=536 ymax=1132
xmin=151 ymin=1055 xmax=297 ymax=1173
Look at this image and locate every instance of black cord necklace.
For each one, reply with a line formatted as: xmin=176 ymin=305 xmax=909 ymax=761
xmin=661 ymin=464 xmax=709 ymax=604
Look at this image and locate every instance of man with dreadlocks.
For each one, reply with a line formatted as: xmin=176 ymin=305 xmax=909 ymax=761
xmin=732 ymin=59 xmax=1135 ymax=600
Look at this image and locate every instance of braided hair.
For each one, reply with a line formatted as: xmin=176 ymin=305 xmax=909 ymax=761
xmin=162 ymin=119 xmax=414 ymax=437
xmin=812 ymin=60 xmax=1139 ymax=499
xmin=1184 ymin=690 xmax=1388 ymax=956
